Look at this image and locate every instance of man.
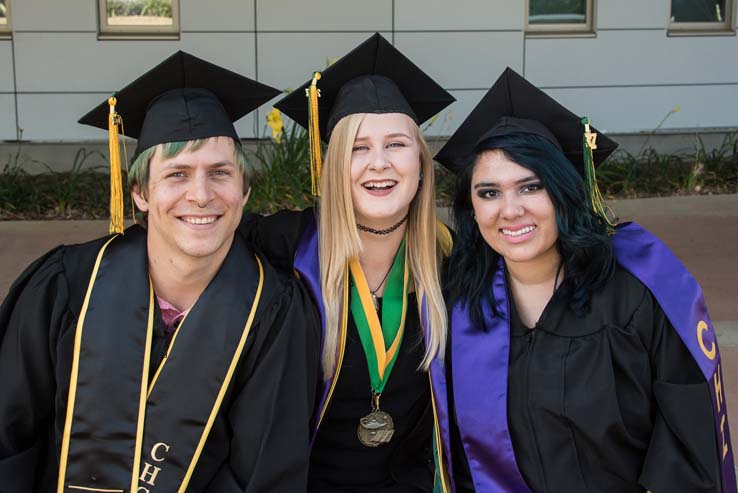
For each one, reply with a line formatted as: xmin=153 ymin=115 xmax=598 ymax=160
xmin=0 ymin=51 xmax=320 ymax=492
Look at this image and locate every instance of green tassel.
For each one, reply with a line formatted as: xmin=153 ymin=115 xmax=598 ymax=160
xmin=581 ymin=116 xmax=615 ymax=233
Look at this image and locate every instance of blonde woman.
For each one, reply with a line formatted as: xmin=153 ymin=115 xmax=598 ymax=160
xmin=240 ymin=33 xmax=455 ymax=492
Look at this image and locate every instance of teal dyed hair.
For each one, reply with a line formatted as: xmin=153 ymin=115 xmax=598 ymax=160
xmin=445 ymin=132 xmax=616 ymax=329
xmin=128 ymin=137 xmax=250 ymax=195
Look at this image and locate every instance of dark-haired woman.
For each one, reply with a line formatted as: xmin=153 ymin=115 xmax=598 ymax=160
xmin=433 ymin=68 xmax=735 ymax=493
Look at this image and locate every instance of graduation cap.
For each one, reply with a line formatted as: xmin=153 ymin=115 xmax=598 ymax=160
xmin=274 ymin=32 xmax=455 ymax=195
xmin=435 ymin=67 xmax=618 ymax=228
xmin=434 ymin=67 xmax=617 ymax=176
xmin=78 ymin=50 xmax=281 ymax=234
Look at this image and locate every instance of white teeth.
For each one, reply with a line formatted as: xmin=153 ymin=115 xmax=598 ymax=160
xmin=501 ymin=225 xmax=535 ymax=237
xmin=364 ymin=180 xmax=397 ymax=190
xmin=183 ymin=216 xmax=217 ymax=225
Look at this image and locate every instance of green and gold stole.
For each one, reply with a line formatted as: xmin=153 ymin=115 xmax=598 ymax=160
xmin=57 ymin=227 xmax=263 ymax=493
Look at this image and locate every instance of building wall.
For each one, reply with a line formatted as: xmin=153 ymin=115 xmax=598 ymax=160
xmin=1 ymin=0 xmax=737 ymax=144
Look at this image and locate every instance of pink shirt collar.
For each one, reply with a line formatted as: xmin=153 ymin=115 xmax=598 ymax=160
xmin=156 ymin=296 xmax=188 ymax=334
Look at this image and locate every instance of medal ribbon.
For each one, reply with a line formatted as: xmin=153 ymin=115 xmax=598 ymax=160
xmin=349 ymin=238 xmax=408 ymax=394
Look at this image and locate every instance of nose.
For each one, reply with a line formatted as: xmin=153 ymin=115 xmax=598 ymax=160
xmin=499 ymin=193 xmax=524 ymax=220
xmin=186 ymin=173 xmax=215 ymax=208
xmin=367 ymin=147 xmax=390 ymax=171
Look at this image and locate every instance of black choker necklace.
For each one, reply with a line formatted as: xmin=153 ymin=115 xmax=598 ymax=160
xmin=357 ymin=213 xmax=409 ymax=236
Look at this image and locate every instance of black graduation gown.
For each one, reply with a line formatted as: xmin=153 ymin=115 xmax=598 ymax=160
xmin=239 ymin=210 xmax=435 ymax=492
xmin=449 ymin=265 xmax=722 ymax=493
xmin=0 ymin=231 xmax=321 ymax=493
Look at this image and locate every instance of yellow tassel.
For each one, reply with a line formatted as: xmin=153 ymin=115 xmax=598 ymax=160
xmin=108 ymin=96 xmax=125 ymax=234
xmin=306 ymin=72 xmax=322 ymax=197
xmin=581 ymin=117 xmax=616 ymax=232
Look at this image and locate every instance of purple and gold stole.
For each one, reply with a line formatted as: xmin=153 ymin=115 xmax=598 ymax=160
xmin=446 ymin=222 xmax=735 ymax=493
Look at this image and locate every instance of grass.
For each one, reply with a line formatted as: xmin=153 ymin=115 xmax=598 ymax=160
xmin=2 ymin=131 xmax=737 ymax=220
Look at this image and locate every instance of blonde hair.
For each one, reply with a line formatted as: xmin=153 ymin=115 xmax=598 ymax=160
xmin=318 ymin=113 xmax=447 ymax=380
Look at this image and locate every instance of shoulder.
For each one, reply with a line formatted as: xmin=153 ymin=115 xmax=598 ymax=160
xmin=588 ymin=263 xmax=664 ymax=335
xmin=239 ymin=208 xmax=317 ymax=271
xmin=9 ymin=234 xmax=111 ymax=296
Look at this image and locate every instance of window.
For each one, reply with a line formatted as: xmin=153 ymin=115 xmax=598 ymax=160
xmin=0 ymin=0 xmax=11 ymax=34
xmin=670 ymin=0 xmax=735 ymax=33
xmin=526 ymin=0 xmax=595 ymax=35
xmin=99 ymin=0 xmax=179 ymax=38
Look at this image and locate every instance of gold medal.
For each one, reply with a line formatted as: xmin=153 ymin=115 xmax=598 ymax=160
xmin=357 ymin=392 xmax=394 ymax=447
xmin=357 ymin=410 xmax=394 ymax=447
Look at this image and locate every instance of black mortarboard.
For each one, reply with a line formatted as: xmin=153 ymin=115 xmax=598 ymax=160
xmin=77 ymin=50 xmax=280 ymax=234
xmin=434 ymin=67 xmax=618 ymax=176
xmin=274 ymin=32 xmax=455 ymax=141
xmin=79 ymin=50 xmax=281 ymax=160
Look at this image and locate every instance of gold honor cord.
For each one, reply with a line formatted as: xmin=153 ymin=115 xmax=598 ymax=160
xmin=429 ymin=374 xmax=449 ymax=493
xmin=316 ymin=271 xmax=350 ymax=430
xmin=130 ymin=280 xmax=154 ymax=493
xmin=348 ymin=254 xmax=409 ymax=383
xmin=179 ymin=255 xmax=265 ymax=492
xmin=146 ymin=307 xmax=192 ymax=399
xmin=67 ymin=487 xmax=124 ymax=492
xmin=58 ymin=236 xmax=119 ymax=493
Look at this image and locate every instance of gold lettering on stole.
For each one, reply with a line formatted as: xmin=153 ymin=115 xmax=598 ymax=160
xmin=714 ymin=366 xmax=724 ymax=413
xmin=713 ymin=365 xmax=729 ymax=459
xmin=139 ymin=463 xmax=162 ymax=487
xmin=697 ymin=321 xmax=717 ymax=360
xmin=138 ymin=441 xmax=171 ymax=490
xmin=721 ymin=414 xmax=729 ymax=459
xmin=151 ymin=442 xmax=170 ymax=462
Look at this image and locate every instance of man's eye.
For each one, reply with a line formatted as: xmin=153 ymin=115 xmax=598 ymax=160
xmin=168 ymin=171 xmax=186 ymax=178
xmin=212 ymin=169 xmax=231 ymax=176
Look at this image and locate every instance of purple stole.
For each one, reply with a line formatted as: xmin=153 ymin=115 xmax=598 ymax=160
xmin=445 ymin=221 xmax=736 ymax=493
xmin=293 ymin=217 xmax=331 ymax=438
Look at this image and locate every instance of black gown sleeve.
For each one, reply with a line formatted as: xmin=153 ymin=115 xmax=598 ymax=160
xmin=637 ymin=293 xmax=722 ymax=493
xmin=237 ymin=209 xmax=317 ymax=273
xmin=202 ymin=270 xmax=321 ymax=492
xmin=0 ymin=247 xmax=69 ymax=492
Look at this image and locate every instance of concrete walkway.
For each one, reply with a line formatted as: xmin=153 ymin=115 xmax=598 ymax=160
xmin=2 ymin=194 xmax=738 ymax=474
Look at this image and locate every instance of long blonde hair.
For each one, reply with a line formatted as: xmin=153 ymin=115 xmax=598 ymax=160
xmin=318 ymin=113 xmax=448 ymax=380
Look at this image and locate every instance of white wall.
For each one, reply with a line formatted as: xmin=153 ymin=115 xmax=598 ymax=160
xmin=0 ymin=0 xmax=736 ymax=143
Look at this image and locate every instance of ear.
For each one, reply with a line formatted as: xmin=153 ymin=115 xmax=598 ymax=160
xmin=131 ymin=184 xmax=150 ymax=212
xmin=241 ymin=186 xmax=251 ymax=208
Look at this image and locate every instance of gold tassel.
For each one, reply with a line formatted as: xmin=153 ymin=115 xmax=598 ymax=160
xmin=108 ymin=96 xmax=125 ymax=234
xmin=581 ymin=116 xmax=615 ymax=232
xmin=306 ymin=71 xmax=322 ymax=196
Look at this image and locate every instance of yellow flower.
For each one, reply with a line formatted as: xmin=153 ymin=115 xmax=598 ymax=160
xmin=266 ymin=108 xmax=284 ymax=144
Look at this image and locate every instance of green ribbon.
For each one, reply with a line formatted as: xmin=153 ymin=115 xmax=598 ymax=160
xmin=350 ymin=238 xmax=408 ymax=395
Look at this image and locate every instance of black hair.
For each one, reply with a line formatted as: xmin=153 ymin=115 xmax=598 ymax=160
xmin=444 ymin=132 xmax=616 ymax=329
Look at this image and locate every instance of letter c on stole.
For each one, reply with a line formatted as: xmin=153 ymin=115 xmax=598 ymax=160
xmin=151 ymin=442 xmax=170 ymax=462
xmin=697 ymin=321 xmax=716 ymax=360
